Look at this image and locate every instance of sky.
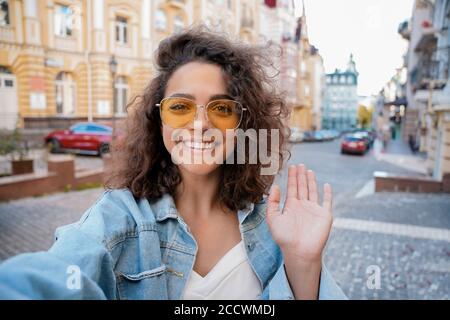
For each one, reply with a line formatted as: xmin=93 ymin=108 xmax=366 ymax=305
xmin=294 ymin=0 xmax=415 ymax=97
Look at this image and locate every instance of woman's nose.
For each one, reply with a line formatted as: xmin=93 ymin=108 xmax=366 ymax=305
xmin=188 ymin=106 xmax=210 ymax=130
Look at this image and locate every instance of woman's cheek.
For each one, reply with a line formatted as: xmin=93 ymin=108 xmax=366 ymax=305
xmin=162 ymin=126 xmax=176 ymax=154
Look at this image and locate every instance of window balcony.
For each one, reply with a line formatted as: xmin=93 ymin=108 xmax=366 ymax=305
xmin=0 ymin=25 xmax=13 ymax=43
xmin=410 ymin=46 xmax=449 ymax=91
xmin=398 ymin=20 xmax=410 ymax=40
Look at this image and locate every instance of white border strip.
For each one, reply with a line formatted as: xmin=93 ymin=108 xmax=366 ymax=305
xmin=333 ymin=218 xmax=450 ymax=242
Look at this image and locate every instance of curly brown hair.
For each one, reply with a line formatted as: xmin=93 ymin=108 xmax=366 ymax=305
xmin=105 ymin=27 xmax=290 ymax=211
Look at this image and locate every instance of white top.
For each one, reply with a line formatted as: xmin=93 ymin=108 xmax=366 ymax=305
xmin=181 ymin=241 xmax=262 ymax=300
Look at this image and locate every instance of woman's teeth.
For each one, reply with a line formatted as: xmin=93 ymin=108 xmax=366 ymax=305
xmin=183 ymin=141 xmax=214 ymax=150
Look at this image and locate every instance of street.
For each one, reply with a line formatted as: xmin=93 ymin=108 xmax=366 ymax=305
xmin=0 ymin=138 xmax=449 ymax=299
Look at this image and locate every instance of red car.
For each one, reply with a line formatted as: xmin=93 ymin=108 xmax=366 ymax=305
xmin=341 ymin=134 xmax=368 ymax=155
xmin=45 ymin=122 xmax=113 ymax=156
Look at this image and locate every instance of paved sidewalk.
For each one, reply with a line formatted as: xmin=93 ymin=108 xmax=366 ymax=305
xmin=0 ymin=188 xmax=104 ymax=260
xmin=373 ymin=138 xmax=428 ymax=175
xmin=326 ymin=191 xmax=450 ymax=299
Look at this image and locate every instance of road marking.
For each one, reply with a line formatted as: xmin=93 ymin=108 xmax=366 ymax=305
xmin=333 ymin=218 xmax=450 ymax=242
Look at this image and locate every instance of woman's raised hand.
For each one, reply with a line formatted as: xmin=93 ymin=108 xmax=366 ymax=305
xmin=266 ymin=164 xmax=333 ymax=263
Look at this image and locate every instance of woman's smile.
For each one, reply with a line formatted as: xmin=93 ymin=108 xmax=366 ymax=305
xmin=182 ymin=140 xmax=216 ymax=150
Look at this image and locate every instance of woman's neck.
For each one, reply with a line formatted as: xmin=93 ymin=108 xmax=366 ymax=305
xmin=174 ymin=167 xmax=224 ymax=219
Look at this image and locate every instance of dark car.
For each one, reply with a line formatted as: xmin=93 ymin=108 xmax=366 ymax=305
xmin=352 ymin=129 xmax=376 ymax=147
xmin=352 ymin=131 xmax=371 ymax=149
xmin=45 ymin=122 xmax=113 ymax=156
xmin=341 ymin=134 xmax=368 ymax=155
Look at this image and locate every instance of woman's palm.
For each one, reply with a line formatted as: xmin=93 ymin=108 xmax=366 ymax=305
xmin=266 ymin=164 xmax=333 ymax=261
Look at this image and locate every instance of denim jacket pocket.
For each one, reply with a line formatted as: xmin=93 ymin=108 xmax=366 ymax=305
xmin=116 ymin=265 xmax=168 ymax=300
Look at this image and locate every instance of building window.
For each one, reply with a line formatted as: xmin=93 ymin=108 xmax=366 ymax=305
xmin=55 ymin=72 xmax=76 ymax=115
xmin=0 ymin=0 xmax=9 ymax=26
xmin=155 ymin=9 xmax=167 ymax=31
xmin=114 ymin=76 xmax=128 ymax=115
xmin=173 ymin=15 xmax=184 ymax=33
xmin=305 ymin=85 xmax=310 ymax=97
xmin=54 ymin=4 xmax=73 ymax=37
xmin=300 ymin=61 xmax=306 ymax=73
xmin=115 ymin=16 xmax=128 ymax=45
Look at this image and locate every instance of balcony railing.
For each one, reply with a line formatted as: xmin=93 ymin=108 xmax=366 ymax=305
xmin=0 ymin=25 xmax=14 ymax=43
xmin=411 ymin=46 xmax=449 ymax=91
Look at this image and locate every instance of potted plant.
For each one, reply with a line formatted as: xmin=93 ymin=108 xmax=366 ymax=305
xmin=0 ymin=130 xmax=14 ymax=177
xmin=0 ymin=127 xmax=34 ymax=176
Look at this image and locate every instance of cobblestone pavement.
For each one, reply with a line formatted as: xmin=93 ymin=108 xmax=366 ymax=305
xmin=0 ymin=188 xmax=104 ymax=260
xmin=0 ymin=138 xmax=449 ymax=299
xmin=325 ymin=191 xmax=450 ymax=300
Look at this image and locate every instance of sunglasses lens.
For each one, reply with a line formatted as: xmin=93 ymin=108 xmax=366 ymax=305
xmin=160 ymin=98 xmax=196 ymax=128
xmin=207 ymin=100 xmax=243 ymax=130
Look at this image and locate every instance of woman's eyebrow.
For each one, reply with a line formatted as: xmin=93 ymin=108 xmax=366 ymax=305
xmin=209 ymin=94 xmax=234 ymax=101
xmin=170 ymin=93 xmax=196 ymax=99
xmin=169 ymin=93 xmax=234 ymax=101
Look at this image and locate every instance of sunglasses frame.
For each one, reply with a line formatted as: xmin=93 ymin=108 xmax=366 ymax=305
xmin=155 ymin=97 xmax=247 ymax=130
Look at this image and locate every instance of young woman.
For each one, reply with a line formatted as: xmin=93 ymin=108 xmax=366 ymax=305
xmin=0 ymin=28 xmax=346 ymax=300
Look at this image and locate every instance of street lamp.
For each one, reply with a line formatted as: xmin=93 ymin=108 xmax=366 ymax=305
xmin=109 ymin=55 xmax=118 ymax=140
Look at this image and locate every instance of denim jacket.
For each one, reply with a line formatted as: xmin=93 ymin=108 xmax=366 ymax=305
xmin=0 ymin=189 xmax=347 ymax=300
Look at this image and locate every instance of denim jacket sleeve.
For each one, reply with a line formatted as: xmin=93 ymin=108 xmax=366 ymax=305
xmin=0 ymin=193 xmax=117 ymax=300
xmin=265 ymin=262 xmax=347 ymax=300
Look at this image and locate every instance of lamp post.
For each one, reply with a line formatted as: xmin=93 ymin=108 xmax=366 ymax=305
xmin=109 ymin=55 xmax=118 ymax=140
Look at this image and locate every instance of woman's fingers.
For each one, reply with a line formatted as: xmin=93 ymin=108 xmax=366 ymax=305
xmin=297 ymin=164 xmax=308 ymax=200
xmin=286 ymin=164 xmax=331 ymax=210
xmin=287 ymin=165 xmax=298 ymax=199
xmin=322 ymin=183 xmax=333 ymax=213
xmin=307 ymin=169 xmax=319 ymax=203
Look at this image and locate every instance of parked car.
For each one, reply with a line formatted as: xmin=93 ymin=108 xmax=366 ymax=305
xmin=330 ymin=130 xmax=342 ymax=139
xmin=289 ymin=127 xmax=304 ymax=143
xmin=318 ymin=130 xmax=340 ymax=141
xmin=303 ymin=131 xmax=325 ymax=142
xmin=45 ymin=122 xmax=113 ymax=156
xmin=341 ymin=134 xmax=368 ymax=155
xmin=316 ymin=130 xmax=331 ymax=141
xmin=313 ymin=131 xmax=325 ymax=141
xmin=302 ymin=131 xmax=315 ymax=142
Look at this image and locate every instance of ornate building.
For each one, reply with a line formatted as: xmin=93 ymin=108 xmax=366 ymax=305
xmin=322 ymin=54 xmax=359 ymax=131
xmin=403 ymin=0 xmax=450 ymax=180
xmin=289 ymin=2 xmax=325 ymax=132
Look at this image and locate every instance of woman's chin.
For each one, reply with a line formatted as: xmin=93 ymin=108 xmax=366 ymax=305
xmin=179 ymin=163 xmax=221 ymax=176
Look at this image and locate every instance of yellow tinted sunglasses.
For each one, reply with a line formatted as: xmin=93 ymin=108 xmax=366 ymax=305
xmin=156 ymin=97 xmax=247 ymax=131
